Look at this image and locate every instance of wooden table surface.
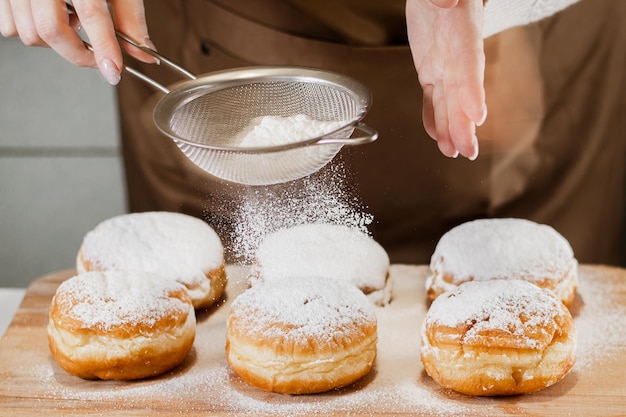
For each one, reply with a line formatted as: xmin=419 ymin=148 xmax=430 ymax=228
xmin=1 ymin=264 xmax=625 ymax=416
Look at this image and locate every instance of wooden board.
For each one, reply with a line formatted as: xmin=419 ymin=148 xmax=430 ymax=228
xmin=1 ymin=264 xmax=625 ymax=416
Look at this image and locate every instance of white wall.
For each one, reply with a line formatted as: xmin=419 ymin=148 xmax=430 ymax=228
xmin=0 ymin=37 xmax=127 ymax=288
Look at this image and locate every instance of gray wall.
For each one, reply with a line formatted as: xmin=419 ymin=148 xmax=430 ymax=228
xmin=0 ymin=37 xmax=126 ymax=288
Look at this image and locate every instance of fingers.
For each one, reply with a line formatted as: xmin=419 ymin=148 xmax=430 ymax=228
xmin=0 ymin=0 xmax=17 ymax=38
xmin=7 ymin=0 xmax=42 ymax=45
xmin=30 ymin=0 xmax=96 ymax=66
xmin=453 ymin=2 xmax=487 ymax=127
xmin=423 ymin=74 xmax=481 ymax=160
xmin=109 ymin=0 xmax=157 ymax=63
xmin=421 ymin=84 xmax=437 ymax=141
xmin=8 ymin=0 xmax=97 ymax=69
xmin=430 ymin=83 xmax=454 ymax=157
xmin=411 ymin=0 xmax=485 ymax=160
xmin=70 ymin=0 xmax=122 ymax=84
xmin=456 ymin=38 xmax=487 ymax=126
xmin=448 ymin=44 xmax=484 ymax=159
xmin=4 ymin=0 xmax=155 ymax=85
xmin=447 ymin=89 xmax=479 ymax=160
xmin=426 ymin=86 xmax=480 ymax=160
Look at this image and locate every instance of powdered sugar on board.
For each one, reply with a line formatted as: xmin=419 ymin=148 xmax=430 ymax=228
xmin=571 ymin=266 xmax=626 ymax=371
xmin=3 ymin=265 xmax=626 ymax=416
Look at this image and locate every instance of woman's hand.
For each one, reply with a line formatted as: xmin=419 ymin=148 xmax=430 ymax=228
xmin=406 ymin=0 xmax=487 ymax=160
xmin=0 ymin=0 xmax=155 ymax=85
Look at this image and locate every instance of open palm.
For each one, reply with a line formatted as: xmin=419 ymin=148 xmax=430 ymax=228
xmin=406 ymin=0 xmax=487 ymax=160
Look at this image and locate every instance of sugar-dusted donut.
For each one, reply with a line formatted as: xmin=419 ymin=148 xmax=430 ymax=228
xmin=47 ymin=270 xmax=196 ymax=380
xmin=420 ymin=279 xmax=576 ymax=396
xmin=251 ymin=223 xmax=391 ymax=305
xmin=77 ymin=211 xmax=226 ymax=309
xmin=427 ymin=218 xmax=578 ymax=305
xmin=226 ymin=276 xmax=378 ymax=394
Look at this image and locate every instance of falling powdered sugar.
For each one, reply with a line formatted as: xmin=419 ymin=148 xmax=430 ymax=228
xmin=229 ymin=158 xmax=373 ymax=263
xmin=200 ymin=113 xmax=373 ymax=263
xmin=571 ymin=266 xmax=626 ymax=371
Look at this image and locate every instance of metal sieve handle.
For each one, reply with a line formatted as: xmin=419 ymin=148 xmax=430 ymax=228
xmin=315 ymin=122 xmax=378 ymax=146
xmin=67 ymin=3 xmax=196 ymax=94
xmin=113 ymin=31 xmax=197 ymax=82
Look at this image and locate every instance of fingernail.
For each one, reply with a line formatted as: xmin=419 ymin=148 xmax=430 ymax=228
xmin=468 ymin=135 xmax=479 ymax=161
xmin=143 ymin=37 xmax=157 ymax=51
xmin=477 ymin=107 xmax=488 ymax=126
xmin=143 ymin=37 xmax=160 ymax=64
xmin=101 ymin=59 xmax=121 ymax=85
xmin=451 ymin=149 xmax=460 ymax=158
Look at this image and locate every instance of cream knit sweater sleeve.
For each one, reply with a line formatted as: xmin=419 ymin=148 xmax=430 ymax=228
xmin=483 ymin=0 xmax=581 ymax=38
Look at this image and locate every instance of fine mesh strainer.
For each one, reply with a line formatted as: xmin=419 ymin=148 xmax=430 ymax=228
xmin=115 ymin=33 xmax=378 ymax=185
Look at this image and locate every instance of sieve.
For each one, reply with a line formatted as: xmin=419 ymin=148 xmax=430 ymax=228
xmin=112 ymin=31 xmax=378 ymax=185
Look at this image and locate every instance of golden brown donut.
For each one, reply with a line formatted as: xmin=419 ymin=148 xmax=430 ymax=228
xmin=250 ymin=223 xmax=392 ymax=306
xmin=420 ymin=279 xmax=576 ymax=396
xmin=47 ymin=271 xmax=196 ymax=380
xmin=426 ymin=218 xmax=578 ymax=306
xmin=76 ymin=211 xmax=227 ymax=309
xmin=226 ymin=276 xmax=378 ymax=394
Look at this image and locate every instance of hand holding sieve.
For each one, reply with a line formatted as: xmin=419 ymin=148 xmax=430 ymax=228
xmin=76 ymin=11 xmax=378 ymax=185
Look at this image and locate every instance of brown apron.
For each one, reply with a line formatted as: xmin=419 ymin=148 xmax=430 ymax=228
xmin=116 ymin=0 xmax=626 ymax=265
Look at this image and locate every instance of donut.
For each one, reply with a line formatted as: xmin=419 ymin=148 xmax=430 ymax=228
xmin=47 ymin=270 xmax=196 ymax=380
xmin=420 ymin=279 xmax=576 ymax=396
xmin=426 ymin=218 xmax=578 ymax=306
xmin=76 ymin=211 xmax=227 ymax=309
xmin=226 ymin=276 xmax=378 ymax=394
xmin=251 ymin=223 xmax=391 ymax=305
